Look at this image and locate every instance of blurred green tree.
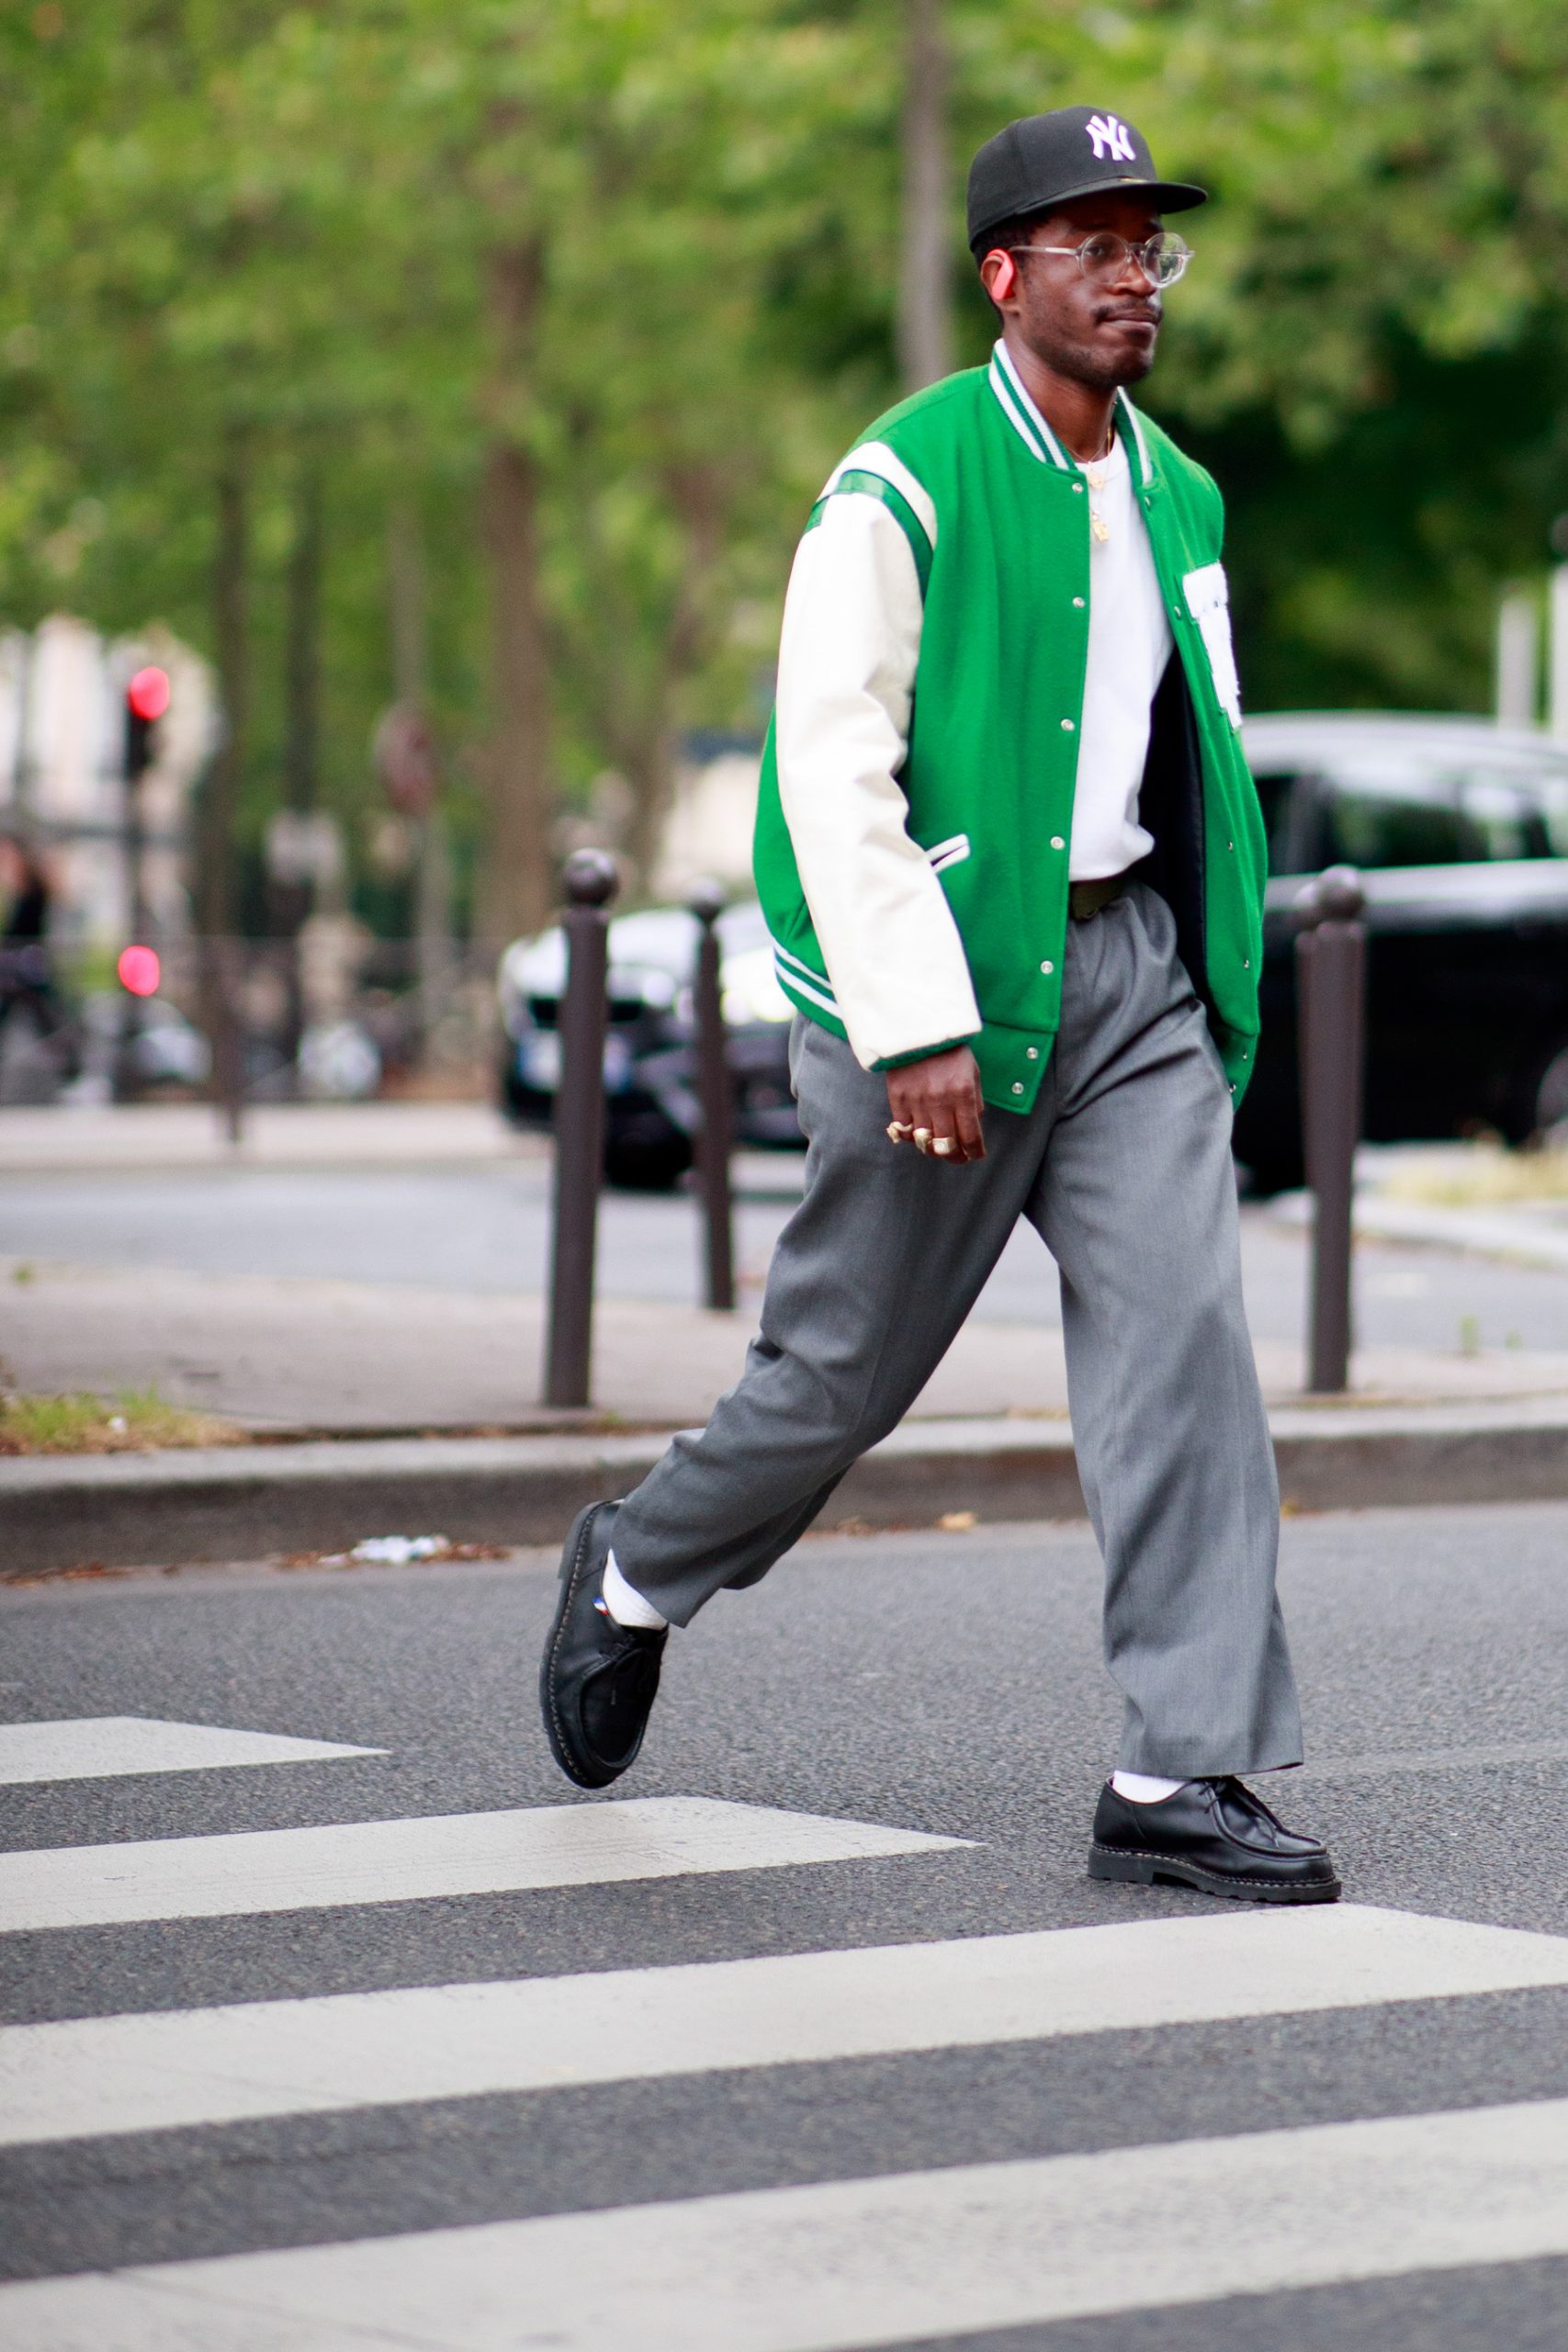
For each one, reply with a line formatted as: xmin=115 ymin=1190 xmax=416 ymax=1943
xmin=3 ymin=0 xmax=1567 ymax=954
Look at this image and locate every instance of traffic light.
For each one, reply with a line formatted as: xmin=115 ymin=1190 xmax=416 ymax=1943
xmin=124 ymin=665 xmax=170 ymax=781
xmin=117 ymin=944 xmax=161 ymax=998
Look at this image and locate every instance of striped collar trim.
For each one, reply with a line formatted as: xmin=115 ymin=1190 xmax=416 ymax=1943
xmin=987 ymin=343 xmax=1069 ymax=469
xmin=988 ymin=341 xmax=1156 ymax=490
xmin=1115 ymin=390 xmax=1154 ymax=488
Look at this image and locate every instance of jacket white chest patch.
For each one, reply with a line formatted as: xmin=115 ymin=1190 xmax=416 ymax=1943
xmin=1182 ymin=561 xmax=1243 ymax=729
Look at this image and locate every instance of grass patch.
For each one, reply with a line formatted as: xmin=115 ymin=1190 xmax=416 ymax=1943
xmin=1380 ymin=1146 xmax=1568 ymax=1209
xmin=0 ymin=1386 xmax=245 ymax=1454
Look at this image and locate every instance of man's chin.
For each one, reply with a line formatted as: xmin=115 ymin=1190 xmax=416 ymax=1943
xmin=1098 ymin=326 xmax=1158 ymax=386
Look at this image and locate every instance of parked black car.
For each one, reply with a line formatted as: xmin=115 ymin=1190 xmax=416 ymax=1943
xmin=497 ymin=899 xmax=800 ymax=1189
xmin=1234 ymin=713 xmax=1568 ymax=1192
xmin=502 ymin=717 xmax=1568 ymax=1193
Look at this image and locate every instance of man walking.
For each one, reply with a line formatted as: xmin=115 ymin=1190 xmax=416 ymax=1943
xmin=541 ymin=106 xmax=1338 ymax=1905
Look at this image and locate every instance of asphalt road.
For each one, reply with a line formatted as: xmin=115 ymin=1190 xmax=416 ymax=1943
xmin=3 ymin=1498 xmax=1566 ymax=2347
xmin=4 ymin=1157 xmax=1568 ymax=1354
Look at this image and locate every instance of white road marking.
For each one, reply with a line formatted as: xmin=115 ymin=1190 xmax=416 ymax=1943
xmin=0 ymin=1797 xmax=961 ymax=1934
xmin=0 ymin=1717 xmax=384 ymax=1787
xmin=4 ymin=1902 xmax=1567 ymax=2148
xmin=4 ymin=2097 xmax=1568 ymax=2349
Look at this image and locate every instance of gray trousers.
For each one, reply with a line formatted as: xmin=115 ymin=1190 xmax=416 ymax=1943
xmin=614 ymin=882 xmax=1302 ymax=1778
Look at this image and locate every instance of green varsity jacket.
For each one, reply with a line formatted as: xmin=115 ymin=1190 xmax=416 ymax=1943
xmin=752 ymin=345 xmax=1268 ymax=1113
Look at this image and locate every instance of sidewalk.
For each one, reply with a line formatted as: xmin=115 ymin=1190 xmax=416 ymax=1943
xmin=0 ymin=1100 xmax=543 ymax=1172
xmin=6 ymin=1248 xmax=1568 ymax=1576
xmin=7 ymin=1110 xmax=1568 ymax=1572
xmin=8 ymin=1254 xmax=1568 ymax=1436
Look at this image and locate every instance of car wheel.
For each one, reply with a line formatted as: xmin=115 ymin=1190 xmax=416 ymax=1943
xmin=1234 ymin=1144 xmax=1304 ymax=1198
xmin=1512 ymin=1038 xmax=1568 ymax=1144
xmin=604 ymin=1130 xmax=693 ymax=1193
xmin=498 ymin=1053 xmax=533 ymax=1126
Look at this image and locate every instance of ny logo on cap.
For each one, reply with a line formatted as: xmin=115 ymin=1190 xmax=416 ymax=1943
xmin=1085 ymin=113 xmax=1136 ymax=164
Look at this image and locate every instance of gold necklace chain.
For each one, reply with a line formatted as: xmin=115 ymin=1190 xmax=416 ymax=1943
xmin=1083 ymin=422 xmax=1115 ymax=542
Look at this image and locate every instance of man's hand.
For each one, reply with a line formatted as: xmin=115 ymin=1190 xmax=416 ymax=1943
xmin=886 ymin=1045 xmax=986 ymax=1164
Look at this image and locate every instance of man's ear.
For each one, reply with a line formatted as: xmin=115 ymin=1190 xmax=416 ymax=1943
xmin=980 ymin=248 xmax=1017 ymax=302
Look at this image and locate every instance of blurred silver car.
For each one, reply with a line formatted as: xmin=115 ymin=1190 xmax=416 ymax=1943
xmin=497 ymin=899 xmax=800 ymax=1189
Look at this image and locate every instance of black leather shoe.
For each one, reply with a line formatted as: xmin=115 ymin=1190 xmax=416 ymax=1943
xmin=1089 ymin=1776 xmax=1340 ymax=1905
xmin=540 ymin=1500 xmax=667 ymax=1790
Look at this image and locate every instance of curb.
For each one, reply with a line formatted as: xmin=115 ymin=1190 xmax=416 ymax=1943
xmin=5 ymin=1401 xmax=1568 ymax=1577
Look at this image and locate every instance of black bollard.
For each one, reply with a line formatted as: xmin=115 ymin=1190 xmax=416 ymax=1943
xmin=544 ymin=850 xmax=619 ymax=1408
xmin=688 ymin=880 xmax=736 ymax=1312
xmin=1295 ymin=865 xmax=1367 ymax=1394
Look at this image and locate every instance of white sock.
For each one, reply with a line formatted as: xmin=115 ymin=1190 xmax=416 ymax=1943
xmin=601 ymin=1549 xmax=669 ymax=1632
xmin=1111 ymin=1770 xmax=1189 ymax=1804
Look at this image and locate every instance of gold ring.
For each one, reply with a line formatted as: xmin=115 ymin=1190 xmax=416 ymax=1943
xmin=913 ymin=1127 xmax=933 ymax=1147
xmin=886 ymin=1120 xmax=912 ymax=1143
xmin=931 ymin=1136 xmax=955 ymax=1157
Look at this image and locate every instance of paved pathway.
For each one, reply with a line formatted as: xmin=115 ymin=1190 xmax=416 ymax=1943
xmin=6 ymin=1105 xmax=1568 ymax=1430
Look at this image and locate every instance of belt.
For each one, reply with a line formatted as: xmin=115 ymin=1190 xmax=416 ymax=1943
xmin=1067 ymin=875 xmax=1128 ymax=922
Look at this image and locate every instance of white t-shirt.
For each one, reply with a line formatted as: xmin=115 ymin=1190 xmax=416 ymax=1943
xmin=1067 ymin=430 xmax=1173 ymax=880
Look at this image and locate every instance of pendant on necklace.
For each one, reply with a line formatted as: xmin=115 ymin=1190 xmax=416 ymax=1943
xmin=1090 ymin=511 xmax=1111 ymax=544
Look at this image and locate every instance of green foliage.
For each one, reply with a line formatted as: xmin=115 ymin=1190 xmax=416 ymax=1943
xmin=4 ymin=0 xmax=1568 ymax=927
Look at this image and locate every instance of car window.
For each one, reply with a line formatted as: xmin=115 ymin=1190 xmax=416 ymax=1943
xmin=1456 ymin=775 xmax=1554 ymax=861
xmin=1318 ymin=756 xmax=1559 ymax=869
xmin=1324 ymin=785 xmax=1475 ymax=868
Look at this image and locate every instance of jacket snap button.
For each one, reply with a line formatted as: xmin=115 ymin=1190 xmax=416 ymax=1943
xmin=1073 ymin=482 xmax=1085 ymax=494
xmin=1072 ymin=596 xmax=1085 ymax=609
xmin=1026 ymin=1046 xmax=1039 ymax=1060
xmin=1051 ymin=836 xmax=1066 ymax=851
xmin=1040 ymin=959 xmax=1054 ymax=974
xmin=1060 ymin=718 xmax=1075 ymax=731
xmin=1011 ymin=1081 xmax=1024 ymax=1095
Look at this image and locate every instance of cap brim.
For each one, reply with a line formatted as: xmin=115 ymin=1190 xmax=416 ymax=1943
xmin=970 ymin=175 xmax=1207 ymax=250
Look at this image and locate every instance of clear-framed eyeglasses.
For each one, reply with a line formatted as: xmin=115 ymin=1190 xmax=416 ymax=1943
xmin=1007 ymin=232 xmax=1192 ymax=288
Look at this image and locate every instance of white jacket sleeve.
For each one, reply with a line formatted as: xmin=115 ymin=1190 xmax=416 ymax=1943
xmin=774 ymin=492 xmax=981 ymax=1069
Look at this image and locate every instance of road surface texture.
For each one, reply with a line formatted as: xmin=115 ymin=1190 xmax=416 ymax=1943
xmin=2 ymin=1498 xmax=1566 ymax=2348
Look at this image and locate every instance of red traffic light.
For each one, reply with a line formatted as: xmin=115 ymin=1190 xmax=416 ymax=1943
xmin=117 ymin=944 xmax=161 ymax=998
xmin=126 ymin=666 xmax=171 ymax=723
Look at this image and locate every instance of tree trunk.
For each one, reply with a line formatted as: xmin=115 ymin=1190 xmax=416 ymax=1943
xmin=479 ymin=239 xmax=555 ymax=949
xmin=284 ymin=452 xmax=323 ymax=816
xmin=387 ymin=491 xmax=428 ymax=710
xmin=276 ymin=451 xmax=325 ymax=1069
xmin=388 ymin=491 xmax=452 ymax=1045
xmin=200 ymin=427 xmax=250 ymax=1138
xmin=622 ymin=722 xmax=678 ymax=898
xmin=612 ymin=463 xmax=726 ymax=900
xmin=200 ymin=429 xmax=249 ymax=938
xmin=897 ymin=0 xmax=953 ymax=390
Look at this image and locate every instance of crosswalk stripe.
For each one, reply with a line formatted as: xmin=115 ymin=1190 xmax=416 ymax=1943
xmin=5 ymin=2095 xmax=1568 ymax=2348
xmin=5 ymin=1901 xmax=1567 ymax=2150
xmin=0 ymin=1797 xmax=962 ymax=1934
xmin=0 ymin=1717 xmax=384 ymax=1786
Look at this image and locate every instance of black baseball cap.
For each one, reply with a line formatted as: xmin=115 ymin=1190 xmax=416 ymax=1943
xmin=967 ymin=107 xmax=1206 ymax=253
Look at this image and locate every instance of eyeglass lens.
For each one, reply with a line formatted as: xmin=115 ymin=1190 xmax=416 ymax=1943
xmin=1080 ymin=233 xmax=1188 ymax=286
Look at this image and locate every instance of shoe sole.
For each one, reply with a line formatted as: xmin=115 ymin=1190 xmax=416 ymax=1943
xmin=1088 ymin=1843 xmax=1341 ymax=1905
xmin=539 ymin=1501 xmax=620 ymax=1792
